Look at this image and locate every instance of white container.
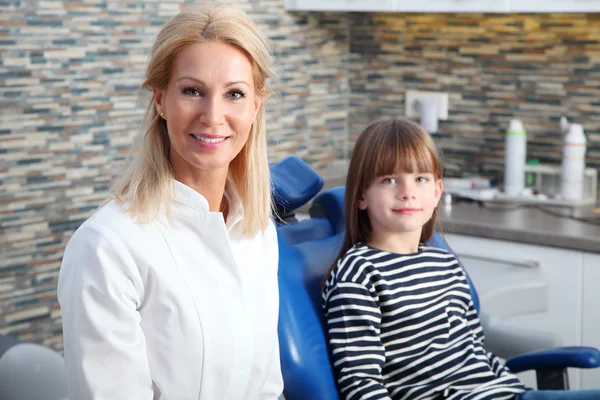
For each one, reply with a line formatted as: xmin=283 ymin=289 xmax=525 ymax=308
xmin=504 ymin=119 xmax=527 ymax=196
xmin=419 ymin=99 xmax=438 ymax=133
xmin=560 ymin=123 xmax=587 ymax=201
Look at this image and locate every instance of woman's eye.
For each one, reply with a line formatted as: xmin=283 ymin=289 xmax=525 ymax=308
xmin=416 ymin=176 xmax=429 ymax=183
xmin=228 ymin=90 xmax=246 ymax=100
xmin=383 ymin=177 xmax=396 ymax=184
xmin=182 ymin=87 xmax=202 ymax=97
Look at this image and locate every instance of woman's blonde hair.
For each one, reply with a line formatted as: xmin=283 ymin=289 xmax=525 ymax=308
xmin=110 ymin=2 xmax=275 ymax=237
xmin=328 ymin=118 xmax=443 ymax=278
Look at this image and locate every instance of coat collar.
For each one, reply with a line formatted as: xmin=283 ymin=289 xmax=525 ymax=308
xmin=172 ymin=179 xmax=244 ymax=231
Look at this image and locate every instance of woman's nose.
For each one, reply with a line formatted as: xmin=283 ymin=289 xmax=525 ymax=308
xmin=198 ymin=96 xmax=225 ymax=126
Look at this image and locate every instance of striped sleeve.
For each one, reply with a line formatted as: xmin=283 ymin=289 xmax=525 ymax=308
xmin=462 ymin=271 xmax=519 ymax=381
xmin=486 ymin=351 xmax=518 ymax=379
xmin=487 ymin=352 xmax=506 ymax=376
xmin=462 ymin=276 xmax=486 ymax=344
xmin=324 ymin=280 xmax=392 ymax=400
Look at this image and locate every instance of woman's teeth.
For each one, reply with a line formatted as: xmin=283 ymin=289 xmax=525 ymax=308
xmin=192 ymin=135 xmax=226 ymax=143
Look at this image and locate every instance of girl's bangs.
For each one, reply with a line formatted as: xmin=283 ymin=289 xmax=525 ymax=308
xmin=373 ymin=133 xmax=436 ymax=178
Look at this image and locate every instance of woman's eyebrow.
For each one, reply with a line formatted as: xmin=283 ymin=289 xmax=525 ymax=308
xmin=224 ymin=80 xmax=250 ymax=88
xmin=175 ymin=76 xmax=250 ymax=88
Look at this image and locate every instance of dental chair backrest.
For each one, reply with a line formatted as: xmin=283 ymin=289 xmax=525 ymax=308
xmin=0 ymin=335 xmax=68 ymax=400
xmin=272 ymin=156 xmax=479 ymax=400
xmin=273 ymin=157 xmax=341 ymax=400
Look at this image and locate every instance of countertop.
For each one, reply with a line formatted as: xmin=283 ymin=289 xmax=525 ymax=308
xmin=438 ymin=201 xmax=600 ymax=254
xmin=313 ymin=176 xmax=600 ymax=254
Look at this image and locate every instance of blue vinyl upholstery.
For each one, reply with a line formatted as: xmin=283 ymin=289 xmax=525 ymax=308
xmin=277 ymin=218 xmax=333 ymax=246
xmin=271 ymin=156 xmax=324 ymax=212
xmin=311 ymin=187 xmax=346 ymax=233
xmin=277 ymin=231 xmax=341 ymax=400
xmin=506 ymin=346 xmax=600 ymax=373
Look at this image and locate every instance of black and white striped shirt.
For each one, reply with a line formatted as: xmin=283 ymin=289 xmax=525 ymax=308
xmin=322 ymin=243 xmax=528 ymax=400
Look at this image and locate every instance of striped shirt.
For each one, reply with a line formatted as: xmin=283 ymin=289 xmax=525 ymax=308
xmin=322 ymin=243 xmax=528 ymax=400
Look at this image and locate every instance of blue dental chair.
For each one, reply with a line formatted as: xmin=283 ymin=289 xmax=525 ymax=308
xmin=271 ymin=156 xmax=600 ymax=400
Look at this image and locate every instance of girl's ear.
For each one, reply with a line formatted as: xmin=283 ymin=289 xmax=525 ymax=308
xmin=358 ymin=195 xmax=368 ymax=210
xmin=434 ymin=178 xmax=444 ymax=204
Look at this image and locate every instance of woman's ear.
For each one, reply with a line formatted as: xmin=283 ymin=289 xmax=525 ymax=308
xmin=153 ymin=89 xmax=165 ymax=117
xmin=253 ymin=96 xmax=263 ymax=122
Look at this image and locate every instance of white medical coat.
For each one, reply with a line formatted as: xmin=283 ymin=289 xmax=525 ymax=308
xmin=57 ymin=180 xmax=283 ymax=399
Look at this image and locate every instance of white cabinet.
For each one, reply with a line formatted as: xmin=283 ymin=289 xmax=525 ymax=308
xmin=509 ymin=0 xmax=600 ymax=12
xmin=444 ymin=233 xmax=585 ymax=389
xmin=284 ymin=0 xmax=397 ymax=12
xmin=396 ymin=0 xmax=509 ymax=13
xmin=582 ymin=252 xmax=600 ymax=389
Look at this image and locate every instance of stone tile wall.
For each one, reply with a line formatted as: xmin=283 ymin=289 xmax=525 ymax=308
xmin=2 ymin=2 xmax=599 ymax=349
xmin=1 ymin=0 xmax=349 ymax=349
xmin=349 ymin=13 xmax=600 ymax=179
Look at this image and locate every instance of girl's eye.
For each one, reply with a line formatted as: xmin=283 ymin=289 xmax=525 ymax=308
xmin=382 ymin=177 xmax=397 ymax=184
xmin=228 ymin=90 xmax=246 ymax=100
xmin=416 ymin=176 xmax=429 ymax=183
xmin=182 ymin=87 xmax=202 ymax=97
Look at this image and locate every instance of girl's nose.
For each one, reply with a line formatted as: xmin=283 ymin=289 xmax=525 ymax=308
xmin=198 ymin=96 xmax=226 ymax=126
xmin=396 ymin=181 xmax=416 ymax=200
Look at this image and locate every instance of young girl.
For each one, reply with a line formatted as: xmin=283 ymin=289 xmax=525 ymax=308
xmin=322 ymin=118 xmax=600 ymax=400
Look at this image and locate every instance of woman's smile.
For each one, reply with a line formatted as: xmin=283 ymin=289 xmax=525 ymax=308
xmin=190 ymin=133 xmax=231 ymax=150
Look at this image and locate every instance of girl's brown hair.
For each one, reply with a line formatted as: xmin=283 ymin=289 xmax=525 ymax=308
xmin=331 ymin=118 xmax=443 ymax=273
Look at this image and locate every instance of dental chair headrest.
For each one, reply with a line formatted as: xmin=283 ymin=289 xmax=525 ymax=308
xmin=311 ymin=187 xmax=345 ymax=234
xmin=271 ymin=156 xmax=324 ymax=212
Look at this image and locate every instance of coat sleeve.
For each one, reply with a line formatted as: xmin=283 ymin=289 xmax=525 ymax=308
xmin=57 ymin=221 xmax=154 ymax=400
xmin=260 ymin=334 xmax=284 ymax=399
xmin=259 ymin=220 xmax=284 ymax=399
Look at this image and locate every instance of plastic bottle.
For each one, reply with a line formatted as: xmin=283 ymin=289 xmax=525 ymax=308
xmin=504 ymin=119 xmax=527 ymax=197
xmin=526 ymin=158 xmax=539 ymax=188
xmin=560 ymin=123 xmax=587 ymax=201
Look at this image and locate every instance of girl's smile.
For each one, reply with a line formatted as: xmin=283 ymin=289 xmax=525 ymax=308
xmin=392 ymin=207 xmax=421 ymax=214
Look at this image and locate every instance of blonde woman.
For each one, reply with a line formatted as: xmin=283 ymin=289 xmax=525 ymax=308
xmin=57 ymin=3 xmax=282 ymax=399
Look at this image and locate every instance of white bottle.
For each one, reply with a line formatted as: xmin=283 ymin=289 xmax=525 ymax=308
xmin=560 ymin=123 xmax=587 ymax=201
xmin=504 ymin=119 xmax=527 ymax=197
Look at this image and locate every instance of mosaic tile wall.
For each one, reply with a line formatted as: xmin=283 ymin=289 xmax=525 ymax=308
xmin=1 ymin=0 xmax=349 ymax=349
xmin=348 ymin=13 xmax=600 ymax=181
xmin=3 ymin=2 xmax=600 ymax=350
